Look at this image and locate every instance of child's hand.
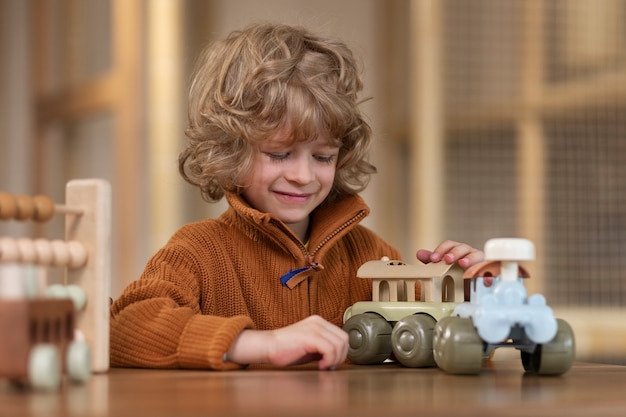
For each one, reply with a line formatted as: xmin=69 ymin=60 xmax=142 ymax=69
xmin=416 ymin=240 xmax=484 ymax=269
xmin=226 ymin=315 xmax=348 ymax=370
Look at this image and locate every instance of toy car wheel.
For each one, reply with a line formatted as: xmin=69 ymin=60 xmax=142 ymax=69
xmin=67 ymin=341 xmax=92 ymax=383
xmin=343 ymin=312 xmax=392 ymax=365
xmin=521 ymin=318 xmax=575 ymax=375
xmin=391 ymin=314 xmax=436 ymax=367
xmin=433 ymin=316 xmax=484 ymax=374
xmin=28 ymin=344 xmax=61 ymax=390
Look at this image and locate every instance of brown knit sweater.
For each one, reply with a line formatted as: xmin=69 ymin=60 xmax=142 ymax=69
xmin=110 ymin=193 xmax=402 ymax=370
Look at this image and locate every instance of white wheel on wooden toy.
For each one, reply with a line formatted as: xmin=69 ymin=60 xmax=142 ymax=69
xmin=28 ymin=344 xmax=61 ymax=390
xmin=66 ymin=284 xmax=87 ymax=311
xmin=47 ymin=283 xmax=69 ymax=298
xmin=67 ymin=341 xmax=92 ymax=383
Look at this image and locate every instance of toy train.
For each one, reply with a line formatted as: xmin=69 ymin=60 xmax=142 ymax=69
xmin=343 ymin=238 xmax=575 ymax=375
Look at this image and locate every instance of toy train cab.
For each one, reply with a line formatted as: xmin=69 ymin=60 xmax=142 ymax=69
xmin=433 ymin=238 xmax=576 ymax=375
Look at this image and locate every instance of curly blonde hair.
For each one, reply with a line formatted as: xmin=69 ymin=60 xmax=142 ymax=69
xmin=179 ymin=22 xmax=376 ymax=203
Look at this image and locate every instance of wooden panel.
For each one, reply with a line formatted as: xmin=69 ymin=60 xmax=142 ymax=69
xmin=65 ymin=179 xmax=111 ymax=373
xmin=110 ymin=0 xmax=143 ymax=294
xmin=410 ymin=0 xmax=445 ymax=250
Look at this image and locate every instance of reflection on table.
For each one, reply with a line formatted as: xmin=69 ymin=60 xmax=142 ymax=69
xmin=2 ymin=358 xmax=626 ymax=416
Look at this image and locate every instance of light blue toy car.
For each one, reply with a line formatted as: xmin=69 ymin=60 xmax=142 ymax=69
xmin=433 ymin=238 xmax=575 ymax=375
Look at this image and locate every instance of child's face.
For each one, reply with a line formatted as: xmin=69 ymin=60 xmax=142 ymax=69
xmin=241 ymin=128 xmax=339 ymax=239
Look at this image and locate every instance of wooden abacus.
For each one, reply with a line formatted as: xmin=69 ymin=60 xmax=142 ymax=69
xmin=0 ymin=179 xmax=111 ymax=384
xmin=0 ymin=192 xmax=83 ymax=222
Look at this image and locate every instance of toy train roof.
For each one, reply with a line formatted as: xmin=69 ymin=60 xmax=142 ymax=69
xmin=462 ymin=260 xmax=530 ymax=279
xmin=356 ymin=258 xmax=463 ymax=279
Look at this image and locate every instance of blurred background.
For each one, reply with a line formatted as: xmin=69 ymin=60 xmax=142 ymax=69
xmin=1 ymin=0 xmax=625 ymax=364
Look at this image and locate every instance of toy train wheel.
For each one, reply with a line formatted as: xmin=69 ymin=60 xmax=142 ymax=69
xmin=521 ymin=318 xmax=575 ymax=375
xmin=391 ymin=314 xmax=437 ymax=367
xmin=67 ymin=341 xmax=92 ymax=383
xmin=28 ymin=344 xmax=61 ymax=390
xmin=343 ymin=312 xmax=392 ymax=365
xmin=433 ymin=316 xmax=484 ymax=374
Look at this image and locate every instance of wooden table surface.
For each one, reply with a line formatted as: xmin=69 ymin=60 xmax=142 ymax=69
xmin=1 ymin=358 xmax=625 ymax=417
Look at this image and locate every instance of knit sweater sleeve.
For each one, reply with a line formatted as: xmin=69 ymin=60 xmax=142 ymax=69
xmin=109 ymin=239 xmax=254 ymax=370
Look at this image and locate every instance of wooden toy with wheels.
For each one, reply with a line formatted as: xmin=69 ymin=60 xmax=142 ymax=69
xmin=0 ymin=179 xmax=111 ymax=390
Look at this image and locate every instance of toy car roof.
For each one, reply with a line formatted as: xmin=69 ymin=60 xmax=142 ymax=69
xmin=462 ymin=260 xmax=530 ymax=279
xmin=357 ymin=259 xmax=464 ymax=280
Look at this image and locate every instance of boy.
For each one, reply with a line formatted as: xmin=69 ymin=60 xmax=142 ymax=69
xmin=110 ymin=22 xmax=482 ymax=371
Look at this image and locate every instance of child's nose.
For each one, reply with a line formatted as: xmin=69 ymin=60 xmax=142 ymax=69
xmin=286 ymin=156 xmax=314 ymax=184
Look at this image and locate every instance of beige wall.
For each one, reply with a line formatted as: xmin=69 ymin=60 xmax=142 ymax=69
xmin=0 ymin=0 xmax=34 ymax=233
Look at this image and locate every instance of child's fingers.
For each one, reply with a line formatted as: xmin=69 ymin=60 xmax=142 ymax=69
xmin=416 ymin=249 xmax=434 ymax=264
xmin=305 ymin=316 xmax=348 ymax=369
xmin=416 ymin=240 xmax=484 ymax=268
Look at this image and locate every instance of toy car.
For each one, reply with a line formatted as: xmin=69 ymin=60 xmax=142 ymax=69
xmin=432 ymin=238 xmax=575 ymax=375
xmin=342 ymin=258 xmax=464 ymax=367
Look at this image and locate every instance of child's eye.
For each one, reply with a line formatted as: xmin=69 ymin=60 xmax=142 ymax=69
xmin=265 ymin=152 xmax=290 ymax=161
xmin=314 ymin=155 xmax=336 ymax=164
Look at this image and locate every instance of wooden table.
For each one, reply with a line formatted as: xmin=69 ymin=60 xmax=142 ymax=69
xmin=1 ymin=359 xmax=625 ymax=417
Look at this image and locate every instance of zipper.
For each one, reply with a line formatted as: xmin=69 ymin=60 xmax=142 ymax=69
xmin=271 ymin=209 xmax=367 ymax=260
xmin=270 ymin=210 xmax=365 ymax=263
xmin=273 ymin=209 xmax=367 ymax=287
xmin=308 ymin=209 xmax=367 ymax=258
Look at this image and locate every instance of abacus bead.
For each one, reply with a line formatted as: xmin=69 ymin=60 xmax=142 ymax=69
xmin=0 ymin=192 xmax=17 ymax=219
xmin=50 ymin=240 xmax=70 ymax=267
xmin=17 ymin=238 xmax=37 ymax=263
xmin=0 ymin=237 xmax=19 ymax=262
xmin=66 ymin=240 xmax=88 ymax=268
xmin=15 ymin=195 xmax=35 ymax=220
xmin=34 ymin=239 xmax=54 ymax=266
xmin=33 ymin=195 xmax=55 ymax=222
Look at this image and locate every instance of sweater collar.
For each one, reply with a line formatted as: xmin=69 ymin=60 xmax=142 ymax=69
xmin=223 ymin=192 xmax=370 ymax=283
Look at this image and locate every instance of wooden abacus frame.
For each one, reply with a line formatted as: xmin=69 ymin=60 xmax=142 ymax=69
xmin=0 ymin=179 xmax=111 ymax=373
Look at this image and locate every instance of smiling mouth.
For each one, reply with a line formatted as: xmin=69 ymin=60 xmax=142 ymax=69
xmin=275 ymin=191 xmax=310 ymax=202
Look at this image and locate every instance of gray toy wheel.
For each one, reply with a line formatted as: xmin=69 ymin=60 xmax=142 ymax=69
xmin=521 ymin=318 xmax=575 ymax=375
xmin=433 ymin=316 xmax=484 ymax=374
xmin=343 ymin=313 xmax=392 ymax=365
xmin=391 ymin=314 xmax=436 ymax=367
